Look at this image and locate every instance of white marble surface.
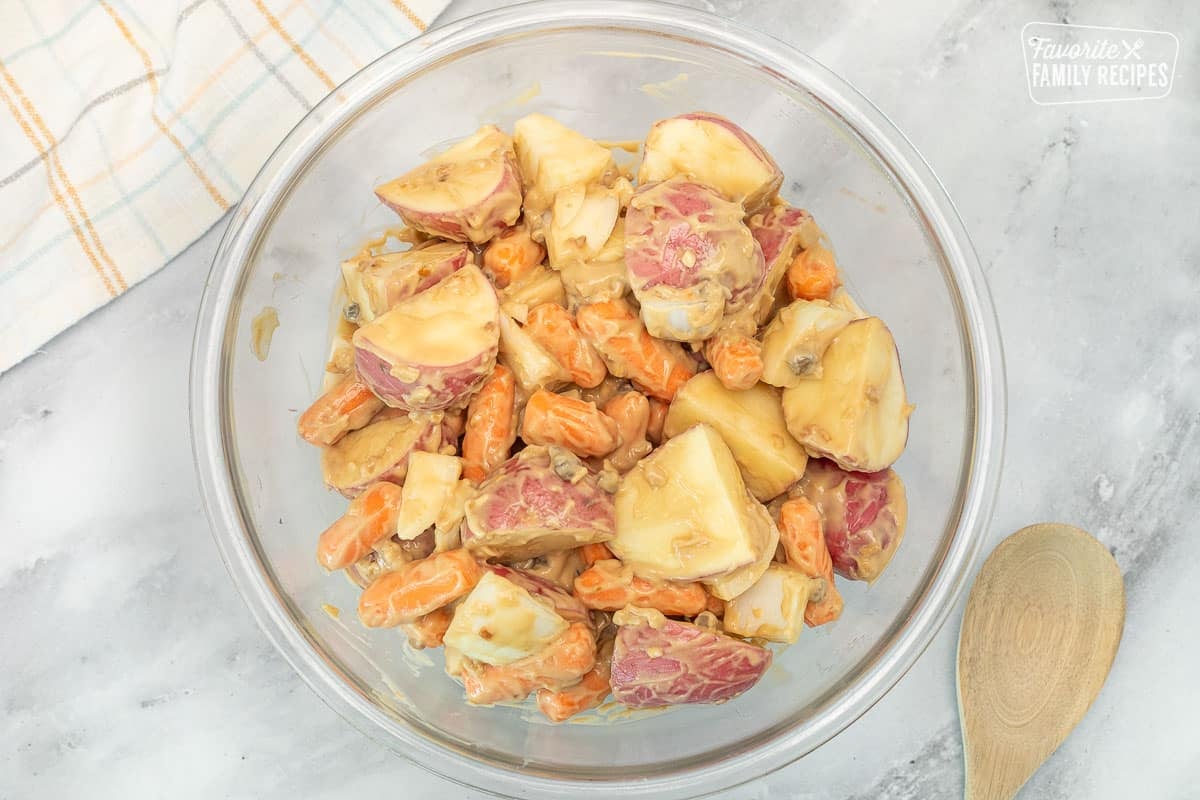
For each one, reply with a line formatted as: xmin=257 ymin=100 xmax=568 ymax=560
xmin=2 ymin=0 xmax=1197 ymax=797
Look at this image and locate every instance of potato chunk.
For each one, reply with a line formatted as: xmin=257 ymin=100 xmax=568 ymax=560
xmin=320 ymin=414 xmax=440 ymax=496
xmin=663 ymin=372 xmax=808 ymax=502
xmin=513 ymin=114 xmax=617 ymax=214
xmin=746 ymin=203 xmax=818 ymax=324
xmin=497 ymin=266 xmax=566 ymax=324
xmin=794 ymin=459 xmax=908 ymax=582
xmin=545 ymin=182 xmax=623 ymax=270
xmin=496 ymin=313 xmax=571 ymax=395
xmin=624 ymin=178 xmax=766 ymax=342
xmin=444 ymin=572 xmax=570 ymax=665
xmin=759 ymin=299 xmax=855 ymax=387
xmin=340 ymin=242 xmax=469 ymax=322
xmin=394 ymin=451 xmax=463 ymax=541
xmin=611 ymin=424 xmax=778 ymax=582
xmin=723 ymin=564 xmax=821 ymax=643
xmin=637 ymin=112 xmax=783 ymax=214
xmin=462 ymin=446 xmax=615 ymax=560
xmin=353 ymin=265 xmax=500 ymax=411
xmin=782 ymin=317 xmax=912 ymax=472
xmin=375 ymin=125 xmax=522 ymax=244
xmin=701 ymin=518 xmax=779 ymax=601
xmin=610 ymin=607 xmax=772 ymax=707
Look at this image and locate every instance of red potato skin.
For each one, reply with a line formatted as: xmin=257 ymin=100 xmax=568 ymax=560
xmin=610 ymin=616 xmax=772 ymax=707
xmin=625 ymin=179 xmax=767 ymax=309
xmin=640 ymin=112 xmax=783 ymax=214
xmin=346 ymin=244 xmax=470 ymax=319
xmin=794 ymin=458 xmax=907 ymax=582
xmin=749 ymin=205 xmax=814 ymax=268
xmin=388 ymin=170 xmax=520 ymax=243
xmin=486 ymin=563 xmax=592 ymax=626
xmin=376 ymin=143 xmax=523 ymax=244
xmin=461 ymin=446 xmax=615 ymax=559
xmin=355 ymin=346 xmax=497 ymax=413
xmin=746 ymin=203 xmax=815 ymax=322
xmin=320 ymin=415 xmax=442 ymax=498
xmin=353 ymin=266 xmax=501 ymax=412
xmin=460 ymin=622 xmax=597 ymax=705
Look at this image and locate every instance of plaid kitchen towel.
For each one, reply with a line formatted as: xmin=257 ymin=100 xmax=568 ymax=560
xmin=0 ymin=0 xmax=448 ymax=373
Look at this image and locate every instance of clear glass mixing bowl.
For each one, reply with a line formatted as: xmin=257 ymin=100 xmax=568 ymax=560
xmin=190 ymin=2 xmax=1005 ymax=796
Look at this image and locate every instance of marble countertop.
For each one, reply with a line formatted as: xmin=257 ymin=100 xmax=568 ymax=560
xmin=2 ymin=0 xmax=1196 ymax=797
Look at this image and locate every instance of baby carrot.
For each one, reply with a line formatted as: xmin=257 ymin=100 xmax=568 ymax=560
xmin=786 ymin=245 xmax=842 ymax=302
xmin=358 ymin=548 xmax=483 ymax=628
xmin=298 ymin=371 xmax=384 ymax=446
xmin=399 ymin=606 xmax=454 ymax=650
xmin=778 ymin=497 xmax=843 ymax=626
xmin=482 ymin=225 xmax=544 ymax=289
xmin=462 ymin=364 xmax=517 ymax=482
xmin=520 ymin=389 xmax=620 ymax=458
xmin=575 ymin=298 xmax=696 ymax=401
xmin=704 ymin=332 xmax=764 ymax=391
xmin=536 ymin=636 xmax=613 ymax=722
xmin=574 ymin=559 xmax=707 ymax=617
xmin=316 ymin=482 xmax=403 ymax=571
xmin=524 ymin=303 xmax=608 ymax=388
xmin=602 ymin=392 xmax=652 ymax=472
xmin=461 ymin=622 xmax=597 ymax=706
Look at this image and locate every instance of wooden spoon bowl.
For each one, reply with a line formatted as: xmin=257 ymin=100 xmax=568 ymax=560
xmin=957 ymin=523 xmax=1125 ymax=800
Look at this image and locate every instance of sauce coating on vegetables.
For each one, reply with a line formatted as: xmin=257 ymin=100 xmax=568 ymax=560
xmin=297 ymin=111 xmax=912 ymax=720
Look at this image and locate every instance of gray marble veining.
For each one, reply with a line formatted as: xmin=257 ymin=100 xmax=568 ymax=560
xmin=2 ymin=0 xmax=1197 ymax=797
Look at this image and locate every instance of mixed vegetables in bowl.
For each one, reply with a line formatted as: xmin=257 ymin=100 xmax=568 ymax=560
xmin=295 ymin=110 xmax=913 ymax=722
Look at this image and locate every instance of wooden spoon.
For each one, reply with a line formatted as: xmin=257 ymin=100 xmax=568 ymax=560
xmin=957 ymin=523 xmax=1125 ymax=800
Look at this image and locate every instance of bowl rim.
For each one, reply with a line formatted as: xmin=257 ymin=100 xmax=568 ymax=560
xmin=189 ymin=1 xmax=1007 ymax=797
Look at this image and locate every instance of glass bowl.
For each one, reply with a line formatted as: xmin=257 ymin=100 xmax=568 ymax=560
xmin=189 ymin=2 xmax=1005 ymax=797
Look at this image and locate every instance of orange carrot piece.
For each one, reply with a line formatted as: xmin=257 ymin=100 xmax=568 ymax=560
xmin=579 ymin=542 xmax=615 ymax=567
xmin=786 ymin=245 xmax=842 ymax=301
xmin=520 ymin=389 xmax=620 ymax=458
xmin=705 ymin=332 xmax=764 ymax=391
xmin=779 ymin=497 xmax=843 ymax=626
xmin=602 ymin=392 xmax=652 ymax=472
xmin=525 ymin=303 xmax=608 ymax=388
xmin=462 ymin=365 xmax=517 ymax=482
xmin=536 ymin=637 xmax=613 ymax=722
xmin=573 ymin=559 xmax=707 ymax=617
xmin=316 ymin=482 xmax=403 ymax=571
xmin=399 ymin=606 xmax=454 ymax=649
xmin=704 ymin=589 xmax=726 ymax=617
xmin=482 ymin=225 xmax=544 ymax=289
xmin=358 ymin=548 xmax=483 ymax=628
xmin=462 ymin=622 xmax=597 ymax=706
xmin=298 ymin=372 xmax=384 ymax=446
xmin=575 ymin=299 xmax=696 ymax=402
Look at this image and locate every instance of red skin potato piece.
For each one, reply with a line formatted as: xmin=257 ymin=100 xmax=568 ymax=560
xmin=610 ymin=616 xmax=772 ymax=708
xmin=486 ymin=563 xmax=592 ymax=626
xmin=354 ymin=346 xmax=496 ymax=413
xmin=461 ymin=446 xmax=615 ymax=560
xmin=794 ymin=458 xmax=907 ymax=582
xmin=625 ymin=179 xmax=766 ymax=309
